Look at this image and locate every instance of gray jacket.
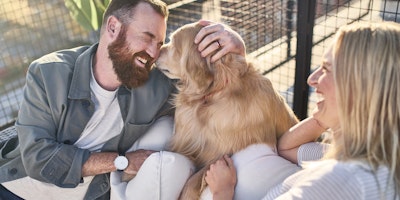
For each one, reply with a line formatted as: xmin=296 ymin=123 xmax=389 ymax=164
xmin=0 ymin=44 xmax=175 ymax=199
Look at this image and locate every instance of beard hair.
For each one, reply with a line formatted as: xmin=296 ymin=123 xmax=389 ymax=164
xmin=107 ymin=26 xmax=153 ymax=89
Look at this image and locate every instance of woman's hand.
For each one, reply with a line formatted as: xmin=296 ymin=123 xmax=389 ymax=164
xmin=195 ymin=20 xmax=246 ymax=63
xmin=205 ymin=155 xmax=237 ymax=200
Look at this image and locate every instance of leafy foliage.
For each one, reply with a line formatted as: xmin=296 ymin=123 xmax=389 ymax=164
xmin=64 ymin=0 xmax=111 ymax=31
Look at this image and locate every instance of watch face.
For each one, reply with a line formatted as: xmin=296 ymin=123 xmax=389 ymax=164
xmin=114 ymin=156 xmax=129 ymax=170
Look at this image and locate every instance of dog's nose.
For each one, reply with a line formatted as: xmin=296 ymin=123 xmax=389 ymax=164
xmin=155 ymin=61 xmax=160 ymax=68
xmin=159 ymin=48 xmax=165 ymax=56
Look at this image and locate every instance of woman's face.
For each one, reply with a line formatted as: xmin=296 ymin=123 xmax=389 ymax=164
xmin=307 ymin=44 xmax=340 ymax=130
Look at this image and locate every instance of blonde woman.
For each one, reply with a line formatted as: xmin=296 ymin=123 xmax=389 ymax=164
xmin=205 ymin=21 xmax=400 ymax=200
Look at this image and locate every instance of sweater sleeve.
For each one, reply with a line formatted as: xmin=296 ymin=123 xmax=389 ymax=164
xmin=263 ymin=161 xmax=363 ymax=200
xmin=297 ymin=142 xmax=330 ymax=166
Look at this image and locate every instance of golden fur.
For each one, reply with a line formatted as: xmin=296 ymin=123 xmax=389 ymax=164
xmin=156 ymin=23 xmax=299 ymax=199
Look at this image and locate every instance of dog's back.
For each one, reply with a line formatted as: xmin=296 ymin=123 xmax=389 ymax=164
xmin=169 ymin=54 xmax=298 ymax=168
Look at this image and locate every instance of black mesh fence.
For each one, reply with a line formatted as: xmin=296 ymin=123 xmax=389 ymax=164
xmin=307 ymin=0 xmax=399 ymax=116
xmin=0 ymin=0 xmax=399 ymax=129
xmin=0 ymin=0 xmax=96 ymax=128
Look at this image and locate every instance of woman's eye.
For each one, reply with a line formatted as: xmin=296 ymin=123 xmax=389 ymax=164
xmin=321 ymin=65 xmax=330 ymax=72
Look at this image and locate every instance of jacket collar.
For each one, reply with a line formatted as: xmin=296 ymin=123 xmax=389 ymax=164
xmin=68 ymin=43 xmax=98 ymax=100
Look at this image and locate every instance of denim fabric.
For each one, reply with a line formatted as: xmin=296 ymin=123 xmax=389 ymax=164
xmin=0 ymin=184 xmax=24 ymax=200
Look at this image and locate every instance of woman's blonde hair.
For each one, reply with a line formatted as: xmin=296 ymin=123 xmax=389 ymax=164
xmin=328 ymin=21 xmax=400 ymax=192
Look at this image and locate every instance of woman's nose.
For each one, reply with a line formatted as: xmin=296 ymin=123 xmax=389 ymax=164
xmin=307 ymin=67 xmax=321 ymax=87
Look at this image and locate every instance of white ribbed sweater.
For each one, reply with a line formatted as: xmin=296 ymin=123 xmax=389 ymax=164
xmin=262 ymin=143 xmax=398 ymax=200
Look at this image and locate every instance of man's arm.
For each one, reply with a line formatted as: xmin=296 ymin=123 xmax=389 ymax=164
xmin=81 ymin=150 xmax=154 ymax=177
xmin=16 ymin=60 xmax=91 ymax=187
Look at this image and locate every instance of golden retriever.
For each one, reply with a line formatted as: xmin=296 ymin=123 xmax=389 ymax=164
xmin=156 ymin=22 xmax=299 ymax=200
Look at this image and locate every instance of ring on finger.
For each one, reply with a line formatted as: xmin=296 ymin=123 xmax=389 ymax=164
xmin=216 ymin=40 xmax=221 ymax=48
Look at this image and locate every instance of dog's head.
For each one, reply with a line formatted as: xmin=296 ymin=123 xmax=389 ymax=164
xmin=156 ymin=22 xmax=248 ymax=95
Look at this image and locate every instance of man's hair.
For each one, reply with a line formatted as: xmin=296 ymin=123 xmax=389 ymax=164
xmin=327 ymin=21 xmax=400 ymax=193
xmin=101 ymin=0 xmax=168 ymax=31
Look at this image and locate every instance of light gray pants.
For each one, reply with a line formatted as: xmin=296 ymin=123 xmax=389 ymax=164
xmin=111 ymin=116 xmax=300 ymax=200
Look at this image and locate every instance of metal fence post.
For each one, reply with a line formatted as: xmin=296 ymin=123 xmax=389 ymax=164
xmin=293 ymin=0 xmax=316 ymax=120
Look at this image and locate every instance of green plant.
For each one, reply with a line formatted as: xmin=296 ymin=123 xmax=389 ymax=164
xmin=64 ymin=0 xmax=111 ymax=31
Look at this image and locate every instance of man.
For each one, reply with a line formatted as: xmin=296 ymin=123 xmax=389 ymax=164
xmin=0 ymin=0 xmax=245 ymax=199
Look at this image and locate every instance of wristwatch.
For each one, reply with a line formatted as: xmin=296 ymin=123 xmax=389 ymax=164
xmin=114 ymin=155 xmax=129 ymax=171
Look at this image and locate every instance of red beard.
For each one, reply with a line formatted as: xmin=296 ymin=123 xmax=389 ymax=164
xmin=108 ymin=26 xmax=154 ymax=89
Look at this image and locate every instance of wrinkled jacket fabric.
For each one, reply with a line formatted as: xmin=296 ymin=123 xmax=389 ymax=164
xmin=0 ymin=44 xmax=175 ymax=199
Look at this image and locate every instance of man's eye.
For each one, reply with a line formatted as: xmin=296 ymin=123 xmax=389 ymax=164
xmin=140 ymin=35 xmax=152 ymax=44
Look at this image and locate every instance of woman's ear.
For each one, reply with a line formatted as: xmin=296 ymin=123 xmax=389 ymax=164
xmin=106 ymin=16 xmax=121 ymax=38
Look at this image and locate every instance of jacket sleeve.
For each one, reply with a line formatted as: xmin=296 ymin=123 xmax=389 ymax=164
xmin=15 ymin=60 xmax=90 ymax=188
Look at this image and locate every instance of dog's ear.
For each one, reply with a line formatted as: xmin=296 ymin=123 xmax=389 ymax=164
xmin=186 ymin=43 xmax=213 ymax=89
xmin=181 ymin=24 xmax=214 ymax=90
xmin=209 ymin=53 xmax=248 ymax=88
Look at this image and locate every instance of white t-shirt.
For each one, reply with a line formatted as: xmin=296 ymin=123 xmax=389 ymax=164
xmin=73 ymin=63 xmax=123 ymax=152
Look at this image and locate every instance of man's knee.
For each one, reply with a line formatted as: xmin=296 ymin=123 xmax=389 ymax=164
xmin=125 ymin=151 xmax=195 ymax=200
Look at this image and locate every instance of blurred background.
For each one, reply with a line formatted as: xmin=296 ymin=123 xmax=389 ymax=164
xmin=0 ymin=0 xmax=399 ymax=132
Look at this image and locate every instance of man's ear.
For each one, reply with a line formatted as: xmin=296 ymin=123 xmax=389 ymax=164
xmin=106 ymin=16 xmax=122 ymax=38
